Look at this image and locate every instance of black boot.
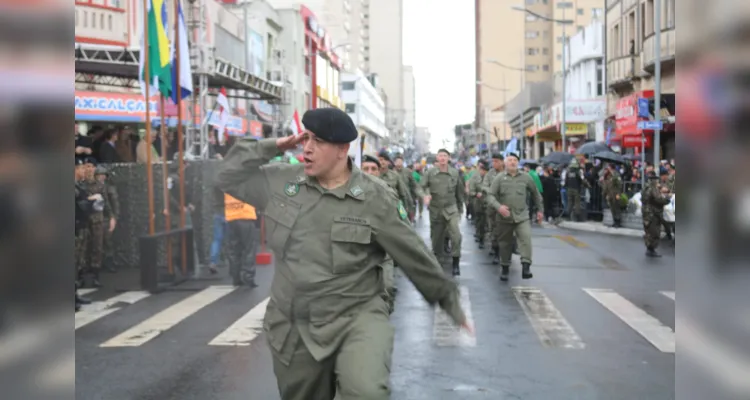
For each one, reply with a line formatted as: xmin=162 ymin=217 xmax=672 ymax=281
xmin=500 ymin=265 xmax=509 ymax=281
xmin=76 ymin=292 xmax=92 ymax=305
xmin=452 ymin=257 xmax=460 ymax=277
xmin=91 ymin=269 xmax=102 ymax=288
xmin=492 ymin=246 xmax=499 ymax=265
xmin=646 ymin=248 xmax=662 ymax=257
xmin=521 ymin=263 xmax=533 ymax=279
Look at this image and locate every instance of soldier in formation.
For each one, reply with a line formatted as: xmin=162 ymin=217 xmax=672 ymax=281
xmin=486 ymin=153 xmax=543 ymax=281
xmin=394 ymin=154 xmax=422 ymax=222
xmin=412 ymin=162 xmax=425 ymax=218
xmin=641 ymin=172 xmax=672 ymax=257
xmin=602 ymin=163 xmax=623 ymax=228
xmin=361 ymin=154 xmax=397 ymax=314
xmin=468 ymin=160 xmax=489 ymax=249
xmin=484 ymin=153 xmax=505 ymax=264
xmin=377 ymin=151 xmax=413 ymax=218
xmin=421 ymin=148 xmax=465 ymax=276
xmin=216 ymin=108 xmax=471 ymax=400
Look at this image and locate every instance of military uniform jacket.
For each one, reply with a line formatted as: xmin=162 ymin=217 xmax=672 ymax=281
xmin=380 ymin=169 xmax=413 ymax=208
xmin=84 ymin=180 xmax=111 ymax=223
xmin=486 ymin=171 xmax=543 ymax=224
xmin=421 ymin=166 xmax=464 ymax=216
xmin=216 ymin=138 xmax=466 ymax=365
xmin=641 ymin=181 xmax=671 ymax=219
xmin=468 ymin=172 xmax=485 ymax=208
xmin=482 ymin=168 xmax=501 ymax=202
xmin=603 ymin=171 xmax=623 ymax=199
xmin=398 ymin=167 xmax=423 ymax=200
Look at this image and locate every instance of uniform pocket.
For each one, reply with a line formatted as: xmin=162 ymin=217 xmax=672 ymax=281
xmin=264 ymin=194 xmax=300 ymax=255
xmin=263 ymin=299 xmax=291 ymax=352
xmin=330 ymin=221 xmax=372 ymax=274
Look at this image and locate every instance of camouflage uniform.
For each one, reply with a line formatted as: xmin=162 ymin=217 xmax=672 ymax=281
xmin=564 ymin=159 xmax=587 ymax=221
xmin=603 ymin=169 xmax=623 ymax=227
xmin=74 ymin=182 xmax=90 ymax=273
xmin=640 ymin=175 xmax=671 ymax=256
xmin=96 ymin=167 xmax=119 ymax=270
xmin=84 ymin=175 xmax=111 ymax=279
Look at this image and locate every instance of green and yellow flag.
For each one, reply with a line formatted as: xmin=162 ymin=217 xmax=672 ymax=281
xmin=138 ymin=0 xmax=173 ymax=98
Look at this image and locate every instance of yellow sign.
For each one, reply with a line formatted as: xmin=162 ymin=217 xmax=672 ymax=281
xmin=565 ymin=123 xmax=587 ymax=135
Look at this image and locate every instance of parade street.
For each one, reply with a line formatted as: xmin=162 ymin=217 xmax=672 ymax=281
xmin=74 ymin=217 xmax=675 ymax=400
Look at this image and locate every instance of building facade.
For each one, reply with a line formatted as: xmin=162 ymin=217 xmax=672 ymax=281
xmin=413 ymin=126 xmax=430 ymax=156
xmin=606 ymin=0 xmax=676 ymax=159
xmin=341 ymin=70 xmax=388 ymax=151
xmin=402 ymin=65 xmax=416 ymax=150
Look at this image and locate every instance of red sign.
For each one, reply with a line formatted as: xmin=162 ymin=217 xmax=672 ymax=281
xmin=621 ymin=133 xmax=653 ymax=148
xmin=615 ymin=90 xmax=654 ymax=138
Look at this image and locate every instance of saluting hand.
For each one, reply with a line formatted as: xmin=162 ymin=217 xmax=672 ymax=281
xmin=276 ymin=134 xmax=305 ymax=151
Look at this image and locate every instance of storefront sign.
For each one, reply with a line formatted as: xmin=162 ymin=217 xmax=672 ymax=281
xmin=564 ymin=100 xmax=606 ymax=122
xmin=75 ymin=91 xmax=159 ymax=122
xmin=565 ymin=123 xmax=588 ymax=135
xmin=621 ymin=133 xmax=653 ymax=148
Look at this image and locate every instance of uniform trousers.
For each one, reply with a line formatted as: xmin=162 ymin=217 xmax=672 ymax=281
xmin=495 ymin=220 xmax=533 ymax=266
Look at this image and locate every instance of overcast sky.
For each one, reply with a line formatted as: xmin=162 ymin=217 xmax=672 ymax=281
xmin=403 ymin=0 xmax=475 ymax=152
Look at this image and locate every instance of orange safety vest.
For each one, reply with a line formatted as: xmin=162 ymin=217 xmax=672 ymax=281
xmin=224 ymin=193 xmax=257 ymax=221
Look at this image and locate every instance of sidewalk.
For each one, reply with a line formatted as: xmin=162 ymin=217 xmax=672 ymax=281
xmin=556 ymin=220 xmax=643 ymax=238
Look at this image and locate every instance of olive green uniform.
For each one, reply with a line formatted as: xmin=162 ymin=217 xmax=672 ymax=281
xmin=380 ymin=169 xmax=413 ymax=215
xmin=603 ymin=170 xmax=623 ymax=226
xmin=486 ymin=171 xmax=543 ymax=273
xmin=398 ymin=166 xmax=422 ymax=218
xmin=421 ymin=166 xmax=464 ymax=258
xmin=467 ymin=172 xmax=486 ymax=245
xmin=216 ymin=138 xmax=466 ymax=400
xmin=483 ymin=167 xmax=502 ymax=252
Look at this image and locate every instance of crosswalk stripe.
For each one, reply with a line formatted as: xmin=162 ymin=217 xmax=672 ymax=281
xmin=432 ymin=285 xmax=476 ymax=347
xmin=78 ymin=288 xmax=98 ymax=296
xmin=209 ymin=297 xmax=270 ymax=346
xmin=513 ymin=286 xmax=585 ymax=349
xmin=100 ymin=286 xmax=236 ymax=348
xmin=660 ymin=291 xmax=675 ymax=301
xmin=583 ymin=288 xmax=675 ymax=353
xmin=75 ymin=291 xmax=152 ymax=330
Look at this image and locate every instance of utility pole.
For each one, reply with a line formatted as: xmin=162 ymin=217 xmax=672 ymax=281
xmin=653 ymin=0 xmax=662 ymax=166
xmin=561 ymin=5 xmax=568 ymax=153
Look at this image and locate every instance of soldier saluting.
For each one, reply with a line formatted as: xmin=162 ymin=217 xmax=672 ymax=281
xmin=216 ymin=108 xmax=472 ymax=400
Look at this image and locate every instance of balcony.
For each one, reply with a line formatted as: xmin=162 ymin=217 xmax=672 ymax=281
xmin=75 ymin=1 xmax=128 ymax=47
xmin=642 ymin=28 xmax=676 ymax=72
xmin=607 ymin=55 xmax=637 ymax=89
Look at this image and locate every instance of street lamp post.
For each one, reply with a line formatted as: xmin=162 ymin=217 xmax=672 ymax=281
xmin=510 ymin=6 xmax=573 ymax=152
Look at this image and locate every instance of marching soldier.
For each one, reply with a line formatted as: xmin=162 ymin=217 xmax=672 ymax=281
xmin=394 ymin=154 xmax=422 ymax=222
xmin=412 ymin=162 xmax=425 ymax=218
xmin=378 ymin=151 xmax=413 ymax=216
xmin=483 ymin=153 xmax=504 ymax=264
xmin=94 ymin=166 xmax=119 ymax=272
xmin=641 ymin=172 xmax=672 ymax=257
xmin=602 ymin=163 xmax=623 ymax=228
xmin=468 ymin=160 xmax=489 ymax=249
xmin=486 ymin=153 xmax=543 ymax=281
xmin=361 ymin=154 xmax=397 ymax=314
xmin=216 ymin=108 xmax=471 ymax=400
xmin=421 ymin=148 xmax=464 ymax=276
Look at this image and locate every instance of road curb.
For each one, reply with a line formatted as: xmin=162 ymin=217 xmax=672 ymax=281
xmin=557 ymin=221 xmax=643 ymax=238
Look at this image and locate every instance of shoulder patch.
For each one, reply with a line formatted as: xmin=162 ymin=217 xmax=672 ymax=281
xmin=397 ymin=201 xmax=408 ymax=220
xmin=350 ymin=185 xmax=363 ymax=197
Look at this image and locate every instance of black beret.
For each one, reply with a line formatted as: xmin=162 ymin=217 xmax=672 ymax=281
xmin=437 ymin=148 xmax=451 ymax=156
xmin=505 ymin=152 xmax=519 ymax=160
xmin=478 ymin=160 xmax=490 ymax=170
xmin=301 ymin=108 xmax=358 ymax=143
xmin=491 ymin=153 xmax=504 ymax=160
xmin=393 ymin=154 xmax=404 ymax=160
xmin=363 ymin=154 xmax=381 ymax=168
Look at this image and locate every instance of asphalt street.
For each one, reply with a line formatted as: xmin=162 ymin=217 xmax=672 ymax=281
xmin=74 ymin=216 xmax=675 ymax=400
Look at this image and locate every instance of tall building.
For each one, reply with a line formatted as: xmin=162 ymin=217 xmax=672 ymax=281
xmin=366 ymin=0 xmax=405 ymax=143
xmin=402 ymin=66 xmax=416 ymax=149
xmin=413 ymin=126 xmax=430 ymax=156
xmin=475 ymin=0 xmax=604 ymax=126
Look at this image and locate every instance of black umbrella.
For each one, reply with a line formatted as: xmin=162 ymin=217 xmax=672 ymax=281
xmin=622 ymin=153 xmax=641 ymax=161
xmin=540 ymin=152 xmax=575 ymax=165
xmin=593 ymin=150 xmax=626 ymax=164
xmin=575 ymin=141 xmax=612 ymax=155
xmin=520 ymin=159 xmax=539 ymax=168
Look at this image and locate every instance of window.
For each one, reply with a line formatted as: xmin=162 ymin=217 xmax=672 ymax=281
xmin=527 ymin=48 xmax=539 ymax=55
xmin=557 ymin=1 xmax=573 ymax=8
xmin=542 ymin=48 xmax=550 ymax=55
xmin=108 ymin=15 xmax=112 ymax=30
xmin=525 ymin=31 xmax=539 ymax=39
xmin=526 ymin=14 xmax=538 ymax=21
xmin=92 ymin=12 xmax=96 ymax=28
xmin=543 ymin=65 xmax=550 ymax=71
xmin=596 ymin=59 xmax=603 ymax=96
xmin=100 ymin=14 xmax=104 ymax=29
xmin=527 ymin=65 xmax=539 ymax=71
xmin=592 ymin=8 xmax=603 ymax=18
xmin=83 ymin=11 xmax=87 ymax=27
xmin=587 ymin=82 xmax=592 ymax=97
xmin=341 ymin=82 xmax=355 ymax=90
xmin=345 ymin=103 xmax=356 ymax=113
xmin=577 ymin=8 xmax=584 ymax=15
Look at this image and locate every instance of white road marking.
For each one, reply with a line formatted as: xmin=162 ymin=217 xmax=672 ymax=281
xmin=209 ymin=297 xmax=270 ymax=346
xmin=660 ymin=291 xmax=675 ymax=301
xmin=75 ymin=291 xmax=152 ymax=330
xmin=432 ymin=285 xmax=476 ymax=347
xmin=100 ymin=286 xmax=236 ymax=347
xmin=35 ymin=350 xmax=74 ymax=389
xmin=512 ymin=286 xmax=585 ymax=349
xmin=78 ymin=288 xmax=98 ymax=296
xmin=583 ymin=288 xmax=675 ymax=353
